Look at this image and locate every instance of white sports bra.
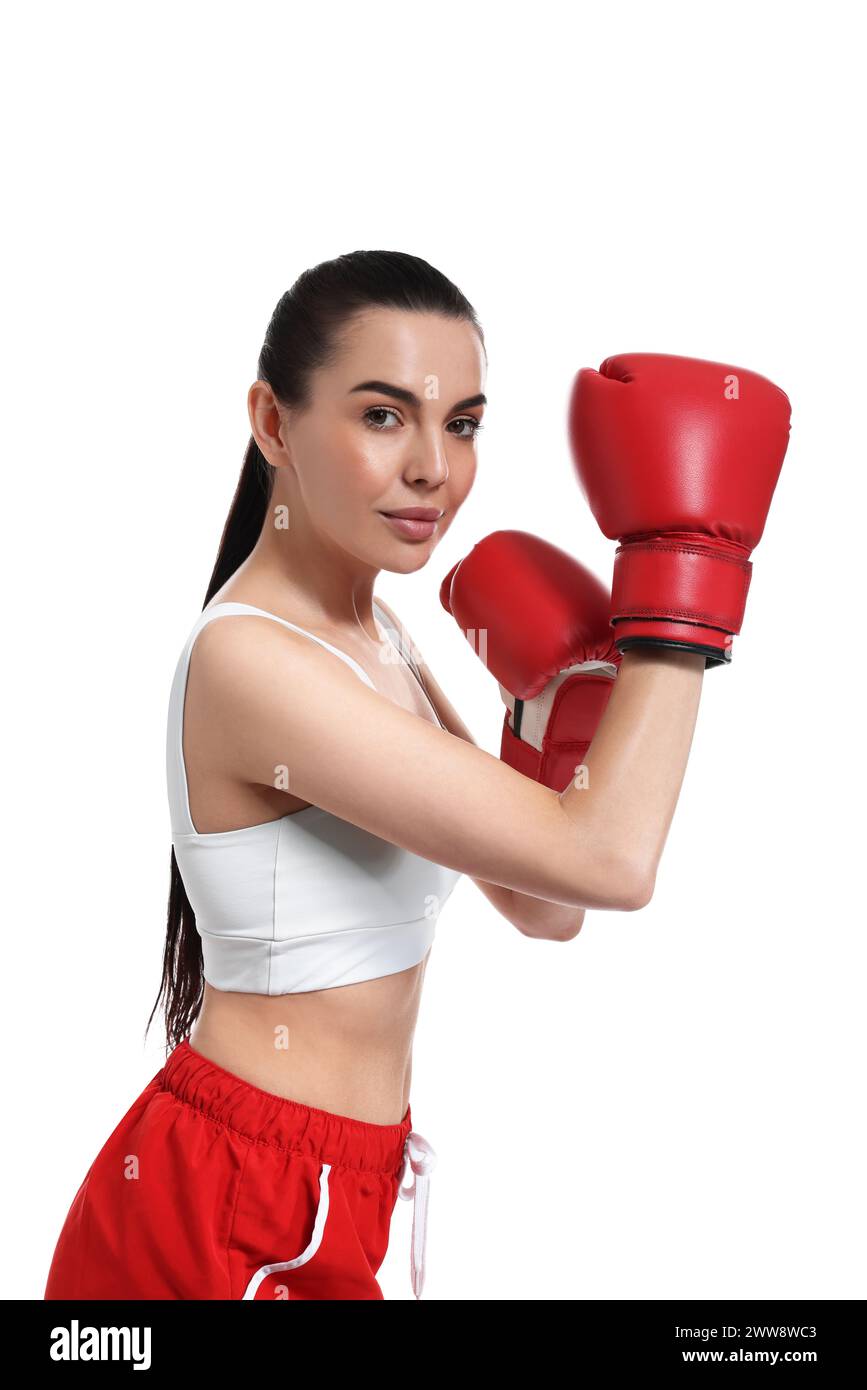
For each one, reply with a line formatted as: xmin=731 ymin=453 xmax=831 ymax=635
xmin=166 ymin=601 xmax=462 ymax=995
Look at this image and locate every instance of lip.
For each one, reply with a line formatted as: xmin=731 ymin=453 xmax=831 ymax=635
xmin=378 ymin=508 xmax=443 ymax=540
xmin=379 ymin=508 xmax=443 ymax=520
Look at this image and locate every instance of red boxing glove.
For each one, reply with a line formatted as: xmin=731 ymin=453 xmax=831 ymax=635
xmin=569 ymin=353 xmax=791 ymax=666
xmin=440 ymin=530 xmax=620 ymax=793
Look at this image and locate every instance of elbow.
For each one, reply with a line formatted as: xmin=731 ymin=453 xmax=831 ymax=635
xmin=579 ymin=855 xmax=655 ymax=913
xmin=556 ymin=802 xmax=656 ymax=915
xmin=514 ymin=907 xmax=586 ymax=942
xmin=613 ymin=863 xmax=655 ymax=912
xmin=555 ymin=910 xmax=585 ymax=942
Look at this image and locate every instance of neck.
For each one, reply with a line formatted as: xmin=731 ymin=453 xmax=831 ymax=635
xmin=225 ymin=495 xmax=382 ymax=641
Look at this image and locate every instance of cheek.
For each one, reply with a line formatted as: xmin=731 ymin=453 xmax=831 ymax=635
xmin=332 ymin=430 xmax=403 ymax=502
xmin=451 ymin=453 xmax=478 ymax=505
xmin=353 ymin=449 xmax=398 ymax=495
xmin=303 ymin=430 xmax=397 ymax=525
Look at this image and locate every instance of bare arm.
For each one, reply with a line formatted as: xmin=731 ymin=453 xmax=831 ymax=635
xmin=567 ymin=647 xmax=704 ymax=896
xmin=380 ymin=611 xmax=589 ymax=942
xmin=192 ymin=617 xmax=704 ymax=927
xmin=394 ymin=613 xmax=703 ymax=936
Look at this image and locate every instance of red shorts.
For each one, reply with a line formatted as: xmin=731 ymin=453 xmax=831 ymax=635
xmin=44 ymin=1038 xmax=436 ymax=1301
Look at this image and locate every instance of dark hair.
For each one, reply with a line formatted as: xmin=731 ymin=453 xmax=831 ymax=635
xmin=146 ymin=250 xmax=484 ymax=1053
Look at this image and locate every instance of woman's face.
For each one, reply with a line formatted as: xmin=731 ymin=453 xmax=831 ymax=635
xmin=267 ymin=308 xmax=486 ymax=574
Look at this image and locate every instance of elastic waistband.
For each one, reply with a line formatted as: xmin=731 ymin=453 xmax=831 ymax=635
xmin=160 ymin=1038 xmax=413 ymax=1175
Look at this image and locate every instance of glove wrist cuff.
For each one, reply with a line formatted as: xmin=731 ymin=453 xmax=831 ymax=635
xmin=611 ymin=535 xmax=753 ymax=653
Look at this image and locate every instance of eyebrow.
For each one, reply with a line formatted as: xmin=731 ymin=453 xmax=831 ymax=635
xmin=348 ymin=380 xmax=487 ymax=414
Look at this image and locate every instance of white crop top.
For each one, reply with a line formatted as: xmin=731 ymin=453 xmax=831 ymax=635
xmin=166 ymin=601 xmax=462 ymax=995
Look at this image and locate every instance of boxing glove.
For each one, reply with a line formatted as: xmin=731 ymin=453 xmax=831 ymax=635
xmin=440 ymin=530 xmax=620 ymax=793
xmin=569 ymin=353 xmax=791 ymax=666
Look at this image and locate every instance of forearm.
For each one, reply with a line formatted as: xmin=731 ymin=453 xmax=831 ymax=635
xmin=560 ymin=646 xmax=705 ymax=893
xmin=511 ymin=892 xmax=585 ymax=941
xmin=472 ymin=877 xmax=585 ymax=941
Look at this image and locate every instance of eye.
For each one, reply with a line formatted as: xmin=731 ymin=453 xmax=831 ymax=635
xmin=364 ymin=406 xmax=402 ymax=431
xmin=447 ymin=417 xmax=484 ymax=441
xmin=363 ymin=407 xmax=484 ymax=440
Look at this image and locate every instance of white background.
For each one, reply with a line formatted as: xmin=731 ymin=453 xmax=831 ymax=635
xmin=3 ymin=0 xmax=864 ymax=1301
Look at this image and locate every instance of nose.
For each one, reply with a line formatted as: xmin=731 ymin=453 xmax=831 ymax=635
xmin=404 ymin=426 xmax=449 ymax=487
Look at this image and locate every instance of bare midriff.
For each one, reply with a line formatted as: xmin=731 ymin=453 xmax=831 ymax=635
xmin=188 ymin=949 xmax=430 ymax=1126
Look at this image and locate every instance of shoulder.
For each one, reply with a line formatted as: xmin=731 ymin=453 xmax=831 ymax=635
xmin=188 ymin=610 xmax=367 ymax=706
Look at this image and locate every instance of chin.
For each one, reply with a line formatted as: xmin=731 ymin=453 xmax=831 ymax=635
xmin=379 ymin=547 xmax=435 ymax=576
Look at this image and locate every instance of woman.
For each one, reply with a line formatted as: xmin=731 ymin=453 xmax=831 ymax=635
xmin=43 ymin=250 xmax=787 ymax=1301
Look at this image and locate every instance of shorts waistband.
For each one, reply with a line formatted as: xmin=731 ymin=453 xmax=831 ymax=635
xmin=159 ymin=1038 xmax=413 ymax=1175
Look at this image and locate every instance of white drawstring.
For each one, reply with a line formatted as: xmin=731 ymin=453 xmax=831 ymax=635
xmin=398 ymin=1130 xmax=437 ymax=1299
xmin=242 ymin=1135 xmax=436 ymax=1301
xmin=241 ymin=1162 xmax=332 ymax=1300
